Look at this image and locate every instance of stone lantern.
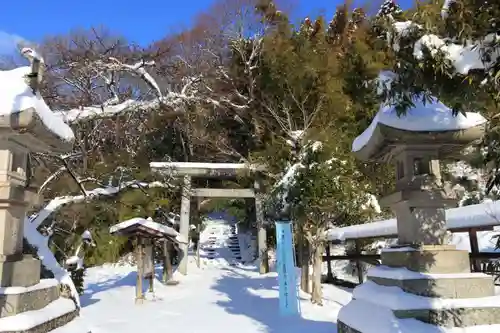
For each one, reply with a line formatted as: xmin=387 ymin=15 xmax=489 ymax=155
xmin=337 ymin=99 xmax=500 ymax=332
xmin=0 ymin=49 xmax=78 ymax=332
xmin=353 ymin=114 xmax=485 ymax=247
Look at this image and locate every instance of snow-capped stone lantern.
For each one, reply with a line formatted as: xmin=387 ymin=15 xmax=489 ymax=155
xmin=337 ymin=99 xmax=500 ymax=332
xmin=352 ymin=100 xmax=486 ymax=246
xmin=0 ymin=48 xmax=76 ymax=332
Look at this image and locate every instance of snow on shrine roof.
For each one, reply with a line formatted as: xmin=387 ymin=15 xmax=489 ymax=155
xmin=109 ymin=217 xmax=187 ymax=244
xmin=0 ymin=66 xmax=75 ymax=142
xmin=352 ymin=98 xmax=487 ymax=152
xmin=326 ymin=200 xmax=500 ymax=241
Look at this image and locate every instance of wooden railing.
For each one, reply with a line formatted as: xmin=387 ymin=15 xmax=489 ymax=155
xmin=323 ymin=201 xmax=500 ymax=285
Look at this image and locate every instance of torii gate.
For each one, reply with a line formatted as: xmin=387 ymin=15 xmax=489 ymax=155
xmin=149 ymin=162 xmax=269 ymax=275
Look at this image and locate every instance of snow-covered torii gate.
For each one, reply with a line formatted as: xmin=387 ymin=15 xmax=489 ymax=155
xmin=149 ymin=162 xmax=269 ymax=275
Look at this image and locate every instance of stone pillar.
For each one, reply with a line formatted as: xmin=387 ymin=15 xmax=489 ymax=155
xmin=178 ymin=175 xmax=191 ymax=275
xmin=380 ymin=146 xmax=456 ymax=246
xmin=0 ymin=149 xmax=41 ymax=288
xmin=254 ymin=178 xmax=269 ymax=274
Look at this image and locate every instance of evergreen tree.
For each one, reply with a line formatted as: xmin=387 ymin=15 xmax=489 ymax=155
xmin=369 ymin=0 xmax=500 ymax=191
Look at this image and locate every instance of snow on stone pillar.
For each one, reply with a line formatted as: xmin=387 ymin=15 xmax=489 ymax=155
xmin=178 ymin=175 xmax=191 ymax=275
xmin=382 ymin=145 xmax=454 ymax=245
xmin=0 ymin=149 xmax=30 ymax=268
xmin=0 ymin=52 xmax=78 ymax=330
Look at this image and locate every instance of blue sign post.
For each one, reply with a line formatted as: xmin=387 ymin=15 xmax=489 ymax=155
xmin=275 ymin=220 xmax=300 ymax=316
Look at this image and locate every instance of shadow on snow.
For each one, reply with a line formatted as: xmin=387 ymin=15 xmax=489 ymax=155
xmin=81 ymin=265 xmax=170 ymax=307
xmin=211 ymin=266 xmax=337 ymax=333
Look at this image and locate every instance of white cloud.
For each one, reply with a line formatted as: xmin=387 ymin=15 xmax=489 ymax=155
xmin=0 ymin=31 xmax=27 ymax=55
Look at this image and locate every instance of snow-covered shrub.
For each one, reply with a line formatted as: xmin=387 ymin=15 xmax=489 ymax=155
xmin=267 ymin=135 xmax=382 ymax=303
xmin=67 ymin=264 xmax=86 ymax=295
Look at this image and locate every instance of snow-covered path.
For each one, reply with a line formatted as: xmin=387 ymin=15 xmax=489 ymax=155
xmin=78 ymin=261 xmax=349 ymax=333
xmin=74 ymin=221 xmax=351 ymax=333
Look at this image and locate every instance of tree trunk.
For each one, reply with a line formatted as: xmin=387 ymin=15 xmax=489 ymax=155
xmin=311 ymin=242 xmax=324 ymax=305
xmin=299 ymin=235 xmax=310 ymax=293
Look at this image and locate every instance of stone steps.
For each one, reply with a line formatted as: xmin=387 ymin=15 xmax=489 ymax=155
xmin=0 ymin=297 xmax=79 ymax=333
xmin=202 ymin=226 xmax=242 ymax=263
xmin=395 ymin=307 xmax=500 ymax=327
xmin=366 ymin=266 xmax=495 ymax=299
xmin=229 ymin=234 xmax=242 ymax=261
xmin=340 ymin=246 xmax=500 ymax=331
xmin=0 ymin=279 xmax=60 ymax=318
xmin=354 ymin=278 xmax=500 ymax=327
xmin=49 ymin=314 xmax=91 ymax=333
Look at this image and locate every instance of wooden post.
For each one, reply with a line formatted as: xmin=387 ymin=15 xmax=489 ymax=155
xmin=162 ymin=239 xmax=172 ymax=283
xmin=468 ymin=228 xmax=481 ymax=272
xmin=325 ymin=243 xmax=334 ymax=282
xmin=354 ymin=239 xmax=364 ymax=284
xmin=148 ymin=243 xmax=154 ymax=293
xmin=135 ymin=236 xmax=145 ymax=304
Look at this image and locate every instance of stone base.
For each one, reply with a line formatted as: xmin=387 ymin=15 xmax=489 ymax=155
xmin=0 ymin=279 xmax=60 ymax=317
xmin=0 ymin=297 xmax=80 ymax=333
xmin=368 ymin=273 xmax=494 ymax=298
xmin=336 ymin=248 xmax=500 ymax=332
xmin=2 ymin=309 xmax=79 ymax=333
xmin=0 ymin=255 xmax=41 ymax=287
xmin=381 ymin=245 xmax=469 ymax=273
xmin=395 ymin=307 xmax=500 ymax=327
xmin=338 ymin=307 xmax=500 ymax=332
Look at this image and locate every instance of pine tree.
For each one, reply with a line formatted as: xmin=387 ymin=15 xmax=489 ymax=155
xmin=327 ymin=5 xmax=348 ymax=44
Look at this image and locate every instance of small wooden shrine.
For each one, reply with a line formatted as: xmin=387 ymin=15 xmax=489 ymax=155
xmin=110 ymin=217 xmax=187 ymax=304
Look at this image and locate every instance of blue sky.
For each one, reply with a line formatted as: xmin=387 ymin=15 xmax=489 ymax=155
xmin=0 ymin=0 xmax=412 ymax=54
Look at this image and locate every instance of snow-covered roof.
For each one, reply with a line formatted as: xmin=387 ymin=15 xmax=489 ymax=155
xmin=152 ymin=162 xmax=244 ymax=169
xmin=109 ymin=217 xmax=187 ymax=244
xmin=352 ymin=98 xmax=487 ymax=153
xmin=150 ymin=162 xmax=262 ymax=170
xmin=326 ymin=200 xmax=500 ymax=241
xmin=0 ymin=67 xmax=75 ymax=143
xmin=150 ymin=161 xmax=265 ymax=177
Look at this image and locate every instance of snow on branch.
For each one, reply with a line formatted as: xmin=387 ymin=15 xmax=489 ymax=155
xmin=30 ymin=180 xmax=170 ymax=229
xmin=53 ymin=47 xmax=253 ymax=124
xmin=53 ymin=57 xmax=166 ymax=123
xmin=382 ymin=16 xmax=500 ymax=79
xmin=24 ymin=219 xmax=82 ymax=307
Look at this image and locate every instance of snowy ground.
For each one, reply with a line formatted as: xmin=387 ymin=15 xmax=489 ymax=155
xmin=69 ymin=220 xmax=352 ymax=333
xmin=54 ymin=217 xmax=500 ymax=333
